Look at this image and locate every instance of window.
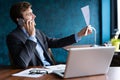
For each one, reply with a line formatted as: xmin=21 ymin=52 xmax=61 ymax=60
xmin=117 ymin=0 xmax=120 ymax=30
xmin=111 ymin=0 xmax=117 ymax=37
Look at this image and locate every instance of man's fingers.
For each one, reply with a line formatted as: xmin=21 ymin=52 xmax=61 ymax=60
xmin=84 ymin=27 xmax=88 ymax=36
xmin=84 ymin=25 xmax=92 ymax=36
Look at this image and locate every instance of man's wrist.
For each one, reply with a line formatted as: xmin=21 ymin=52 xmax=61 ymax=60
xmin=75 ymin=33 xmax=82 ymax=42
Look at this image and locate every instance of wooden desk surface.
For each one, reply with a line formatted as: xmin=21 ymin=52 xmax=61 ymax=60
xmin=0 ymin=67 xmax=120 ymax=80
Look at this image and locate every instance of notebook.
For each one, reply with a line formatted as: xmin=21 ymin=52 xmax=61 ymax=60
xmin=53 ymin=46 xmax=115 ymax=78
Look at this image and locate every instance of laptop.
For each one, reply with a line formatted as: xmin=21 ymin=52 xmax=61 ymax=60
xmin=53 ymin=46 xmax=115 ymax=78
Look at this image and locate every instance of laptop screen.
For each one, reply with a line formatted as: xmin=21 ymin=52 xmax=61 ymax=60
xmin=64 ymin=46 xmax=115 ymax=78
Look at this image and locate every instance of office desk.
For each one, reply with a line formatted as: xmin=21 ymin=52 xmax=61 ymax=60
xmin=0 ymin=67 xmax=120 ymax=80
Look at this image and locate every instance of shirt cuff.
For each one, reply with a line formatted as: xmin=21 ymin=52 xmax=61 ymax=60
xmin=75 ymin=33 xmax=82 ymax=42
xmin=28 ymin=35 xmax=37 ymax=43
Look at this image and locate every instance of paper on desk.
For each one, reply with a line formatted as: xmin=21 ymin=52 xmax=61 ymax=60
xmin=81 ymin=5 xmax=90 ymax=26
xmin=12 ymin=64 xmax=65 ymax=78
xmin=45 ymin=64 xmax=66 ymax=71
xmin=12 ymin=68 xmax=53 ymax=78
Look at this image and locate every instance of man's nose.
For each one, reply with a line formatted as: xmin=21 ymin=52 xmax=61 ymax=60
xmin=32 ymin=13 xmax=36 ymax=19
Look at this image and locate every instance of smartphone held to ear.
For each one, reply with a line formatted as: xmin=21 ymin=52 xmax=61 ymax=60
xmin=18 ymin=18 xmax=25 ymax=26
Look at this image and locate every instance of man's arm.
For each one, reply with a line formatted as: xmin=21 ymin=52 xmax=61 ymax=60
xmin=6 ymin=34 xmax=37 ymax=68
xmin=39 ymin=25 xmax=92 ymax=48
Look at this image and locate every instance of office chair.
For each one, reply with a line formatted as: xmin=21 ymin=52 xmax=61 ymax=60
xmin=48 ymin=48 xmax=67 ymax=65
xmin=48 ymin=48 xmax=56 ymax=65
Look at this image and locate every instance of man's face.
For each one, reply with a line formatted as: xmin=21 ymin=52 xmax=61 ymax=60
xmin=22 ymin=7 xmax=36 ymax=21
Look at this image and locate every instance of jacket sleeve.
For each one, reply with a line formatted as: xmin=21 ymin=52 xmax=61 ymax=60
xmin=6 ymin=34 xmax=37 ymax=68
xmin=39 ymin=31 xmax=76 ymax=48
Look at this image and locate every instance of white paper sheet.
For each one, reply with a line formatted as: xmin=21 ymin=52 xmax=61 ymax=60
xmin=81 ymin=5 xmax=90 ymax=26
xmin=45 ymin=64 xmax=66 ymax=71
xmin=81 ymin=5 xmax=97 ymax=44
xmin=12 ymin=68 xmax=53 ymax=78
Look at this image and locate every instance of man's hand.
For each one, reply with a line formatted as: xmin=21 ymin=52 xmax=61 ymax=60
xmin=77 ymin=25 xmax=92 ymax=37
xmin=24 ymin=20 xmax=36 ymax=36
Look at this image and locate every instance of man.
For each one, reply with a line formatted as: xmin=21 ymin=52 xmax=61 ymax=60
xmin=6 ymin=1 xmax=92 ymax=69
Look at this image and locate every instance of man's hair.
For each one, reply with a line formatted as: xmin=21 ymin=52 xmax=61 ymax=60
xmin=10 ymin=1 xmax=31 ymax=24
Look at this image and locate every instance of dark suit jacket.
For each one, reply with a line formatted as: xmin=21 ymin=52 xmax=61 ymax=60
xmin=6 ymin=27 xmax=76 ymax=68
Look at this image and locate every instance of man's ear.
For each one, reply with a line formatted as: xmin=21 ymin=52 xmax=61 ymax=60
xmin=17 ymin=18 xmax=25 ymax=27
xmin=16 ymin=18 xmax=23 ymax=22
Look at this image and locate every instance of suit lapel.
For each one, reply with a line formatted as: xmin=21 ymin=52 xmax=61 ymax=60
xmin=16 ymin=28 xmax=45 ymax=52
xmin=15 ymin=27 xmax=44 ymax=63
xmin=36 ymin=31 xmax=46 ymax=52
xmin=35 ymin=30 xmax=53 ymax=64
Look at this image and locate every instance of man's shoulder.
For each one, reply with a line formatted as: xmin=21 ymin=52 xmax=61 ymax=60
xmin=8 ymin=27 xmax=17 ymax=33
xmin=36 ymin=29 xmax=44 ymax=35
xmin=7 ymin=27 xmax=22 ymax=38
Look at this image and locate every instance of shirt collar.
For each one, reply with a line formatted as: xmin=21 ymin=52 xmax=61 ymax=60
xmin=22 ymin=27 xmax=29 ymax=36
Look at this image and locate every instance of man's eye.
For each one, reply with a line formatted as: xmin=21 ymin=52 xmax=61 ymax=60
xmin=26 ymin=14 xmax=31 ymax=16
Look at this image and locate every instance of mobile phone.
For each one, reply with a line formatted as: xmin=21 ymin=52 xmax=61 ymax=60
xmin=18 ymin=18 xmax=25 ymax=26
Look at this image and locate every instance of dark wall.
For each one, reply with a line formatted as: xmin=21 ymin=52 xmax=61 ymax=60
xmin=0 ymin=0 xmax=100 ymax=65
